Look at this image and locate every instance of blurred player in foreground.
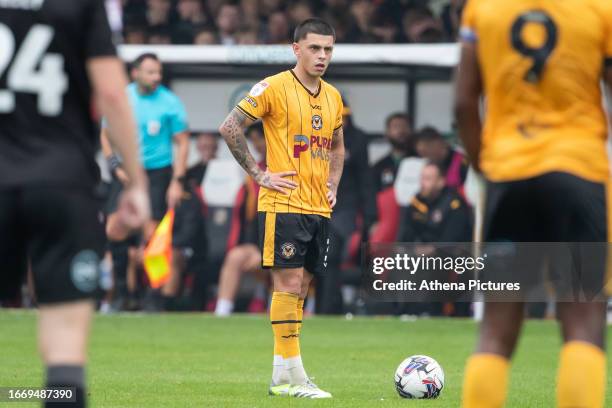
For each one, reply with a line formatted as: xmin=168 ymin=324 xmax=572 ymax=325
xmin=455 ymin=1 xmax=612 ymax=407
xmin=219 ymin=18 xmax=344 ymax=399
xmin=0 ymin=1 xmax=149 ymax=407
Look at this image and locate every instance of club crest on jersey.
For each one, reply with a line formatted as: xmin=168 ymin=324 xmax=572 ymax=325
xmin=249 ymin=81 xmax=269 ymax=97
xmin=312 ymin=115 xmax=323 ymax=130
xmin=281 ymin=242 xmax=297 ymax=259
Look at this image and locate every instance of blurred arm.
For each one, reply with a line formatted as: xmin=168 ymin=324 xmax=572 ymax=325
xmin=328 ymin=126 xmax=345 ymax=193
xmin=88 ymin=57 xmax=146 ymax=188
xmin=454 ymin=41 xmax=483 ymax=173
xmin=172 ymin=131 xmax=190 ymax=180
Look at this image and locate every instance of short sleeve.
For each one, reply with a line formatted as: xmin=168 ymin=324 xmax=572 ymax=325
xmin=334 ymin=92 xmax=343 ymax=131
xmin=236 ymin=80 xmax=271 ymax=120
xmin=85 ymin=0 xmax=117 ymax=58
xmin=170 ymin=98 xmax=188 ymax=135
xmin=459 ymin=0 xmax=478 ymax=43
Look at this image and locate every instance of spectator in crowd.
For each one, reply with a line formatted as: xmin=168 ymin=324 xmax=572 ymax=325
xmin=216 ymin=3 xmax=241 ymax=45
xmin=237 ymin=29 xmax=260 ymax=45
xmin=415 ymin=126 xmax=469 ymax=191
xmin=345 ymin=0 xmax=378 ymax=43
xmin=173 ymin=0 xmax=211 ymax=44
xmin=124 ymin=23 xmax=148 ymax=44
xmin=162 ymin=133 xmax=218 ymax=310
xmin=396 ymin=161 xmax=473 ymax=316
xmin=264 ymin=11 xmax=291 ymax=44
xmin=441 ymin=0 xmax=466 ymax=40
xmin=215 ymin=123 xmax=269 ymax=317
xmin=185 ymin=132 xmax=219 ymax=190
xmin=316 ymin=99 xmax=377 ymax=314
xmin=148 ymin=26 xmax=172 ymax=44
xmin=372 ymin=112 xmax=416 ymax=194
xmin=240 ymin=0 xmax=261 ymax=31
xmin=194 ymin=26 xmax=220 ymax=44
xmin=146 ymin=0 xmax=173 ymax=28
xmin=260 ymin=0 xmax=285 ymax=16
xmin=397 ymin=161 xmax=472 ymax=243
xmin=287 ymin=1 xmax=315 ymax=29
xmin=122 ymin=0 xmax=457 ymax=45
xmin=402 ymin=6 xmax=445 ymax=43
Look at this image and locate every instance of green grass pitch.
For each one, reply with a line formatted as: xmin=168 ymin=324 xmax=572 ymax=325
xmin=1 ymin=310 xmax=611 ymax=407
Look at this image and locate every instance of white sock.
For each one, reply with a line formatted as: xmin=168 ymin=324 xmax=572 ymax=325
xmin=286 ymin=356 xmax=308 ymax=385
xmin=214 ymin=299 xmax=233 ymax=316
xmin=271 ymin=355 xmax=289 ymax=385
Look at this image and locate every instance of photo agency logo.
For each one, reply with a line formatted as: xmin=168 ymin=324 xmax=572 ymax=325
xmin=362 ymin=242 xmax=612 ymax=303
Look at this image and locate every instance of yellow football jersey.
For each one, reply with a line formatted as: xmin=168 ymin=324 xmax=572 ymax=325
xmin=236 ymin=70 xmax=343 ymax=217
xmin=461 ymin=0 xmax=612 ymax=183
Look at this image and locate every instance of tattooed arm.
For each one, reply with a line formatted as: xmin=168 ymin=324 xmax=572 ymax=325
xmin=326 ymin=126 xmax=345 ymax=208
xmin=219 ymin=108 xmax=297 ymax=194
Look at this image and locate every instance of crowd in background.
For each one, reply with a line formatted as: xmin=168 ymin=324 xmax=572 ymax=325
xmin=118 ymin=0 xmax=465 ymax=45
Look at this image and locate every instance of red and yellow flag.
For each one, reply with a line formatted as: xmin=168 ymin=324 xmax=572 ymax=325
xmin=143 ymin=210 xmax=174 ymax=288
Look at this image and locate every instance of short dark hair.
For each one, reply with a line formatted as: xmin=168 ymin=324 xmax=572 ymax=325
xmin=385 ymin=112 xmax=412 ymax=129
xmin=132 ymin=52 xmax=159 ymax=68
xmin=293 ymin=18 xmax=335 ymax=42
xmin=416 ymin=126 xmax=444 ymax=143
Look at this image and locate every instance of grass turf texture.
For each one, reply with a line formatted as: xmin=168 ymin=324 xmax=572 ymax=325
xmin=1 ymin=311 xmax=611 ymax=407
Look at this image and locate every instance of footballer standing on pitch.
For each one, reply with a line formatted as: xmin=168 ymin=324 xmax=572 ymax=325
xmin=0 ymin=1 xmax=149 ymax=407
xmin=455 ymin=0 xmax=612 ymax=407
xmin=219 ymin=18 xmax=344 ymax=399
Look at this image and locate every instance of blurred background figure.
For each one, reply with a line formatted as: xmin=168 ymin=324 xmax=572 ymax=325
xmin=215 ymin=123 xmax=269 ymax=317
xmin=415 ymin=126 xmax=468 ymax=192
xmin=315 ymin=99 xmax=376 ymax=314
xmin=373 ymin=112 xmax=416 ymax=194
xmin=215 ymin=3 xmax=241 ymax=45
xmin=118 ymin=0 xmax=457 ymax=45
xmin=396 ymin=161 xmax=473 ymax=317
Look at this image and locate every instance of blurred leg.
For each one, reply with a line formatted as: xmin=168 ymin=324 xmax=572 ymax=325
xmin=38 ymin=301 xmax=93 ymax=408
xmin=462 ymin=302 xmax=524 ymax=408
xmin=556 ymin=302 xmax=606 ymax=408
xmin=215 ymin=244 xmax=259 ymax=316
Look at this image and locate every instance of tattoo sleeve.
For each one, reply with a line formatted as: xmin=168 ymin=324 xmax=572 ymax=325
xmin=219 ymin=108 xmax=265 ymax=183
xmin=328 ymin=126 xmax=345 ymax=191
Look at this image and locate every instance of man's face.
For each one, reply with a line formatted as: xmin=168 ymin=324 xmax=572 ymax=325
xmin=416 ymin=139 xmax=449 ymax=162
xmin=419 ymin=164 xmax=445 ymax=199
xmin=293 ymin=33 xmax=335 ymax=78
xmin=133 ymin=58 xmax=162 ymax=93
xmin=386 ymin=117 xmax=412 ymax=150
xmin=196 ymin=134 xmax=218 ymax=163
xmin=217 ymin=5 xmax=240 ymax=34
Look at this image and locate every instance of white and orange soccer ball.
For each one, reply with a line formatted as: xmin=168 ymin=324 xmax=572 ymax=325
xmin=394 ymin=355 xmax=445 ymax=399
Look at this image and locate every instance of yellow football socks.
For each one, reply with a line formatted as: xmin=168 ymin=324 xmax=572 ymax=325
xmin=557 ymin=341 xmax=605 ymax=408
xmin=462 ymin=353 xmax=509 ymax=408
xmin=270 ymin=292 xmax=301 ymax=359
xmin=297 ymin=298 xmax=305 ymax=333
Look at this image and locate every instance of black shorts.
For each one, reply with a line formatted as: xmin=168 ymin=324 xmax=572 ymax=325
xmin=483 ymin=172 xmax=606 ymax=242
xmin=258 ymin=212 xmax=330 ymax=276
xmin=106 ymin=166 xmax=172 ymax=221
xmin=0 ymin=186 xmax=105 ymax=304
xmin=483 ymin=172 xmax=608 ymax=300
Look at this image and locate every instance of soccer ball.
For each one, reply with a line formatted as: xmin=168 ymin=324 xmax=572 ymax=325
xmin=394 ymin=355 xmax=445 ymax=399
